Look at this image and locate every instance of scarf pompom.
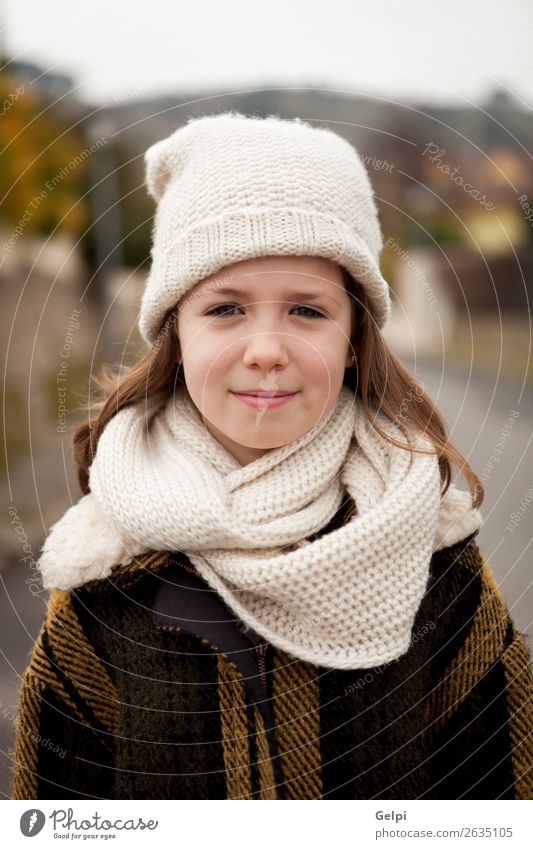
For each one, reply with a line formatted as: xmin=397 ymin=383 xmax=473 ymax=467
xmin=38 ymin=493 xmax=139 ymax=590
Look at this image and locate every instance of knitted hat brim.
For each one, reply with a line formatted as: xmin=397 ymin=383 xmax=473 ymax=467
xmin=140 ymin=207 xmax=392 ymax=346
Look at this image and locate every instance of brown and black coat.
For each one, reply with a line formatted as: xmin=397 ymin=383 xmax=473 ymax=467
xmin=9 ymin=498 xmax=533 ymax=799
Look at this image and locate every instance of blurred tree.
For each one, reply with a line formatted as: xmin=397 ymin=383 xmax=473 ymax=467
xmin=0 ymin=71 xmax=90 ymax=236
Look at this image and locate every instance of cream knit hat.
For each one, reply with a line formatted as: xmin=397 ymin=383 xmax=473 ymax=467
xmin=139 ymin=110 xmax=392 ymax=346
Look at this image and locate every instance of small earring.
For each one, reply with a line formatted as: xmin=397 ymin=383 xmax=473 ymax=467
xmin=350 ymin=353 xmax=356 ymax=366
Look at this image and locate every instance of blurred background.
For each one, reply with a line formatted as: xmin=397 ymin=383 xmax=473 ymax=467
xmin=1 ymin=0 xmax=533 ymax=797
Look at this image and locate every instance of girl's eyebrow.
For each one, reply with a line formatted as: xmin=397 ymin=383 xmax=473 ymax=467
xmin=201 ymin=287 xmax=341 ymax=305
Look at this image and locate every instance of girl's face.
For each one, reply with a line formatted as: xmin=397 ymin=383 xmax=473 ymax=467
xmin=176 ymin=255 xmax=354 ymax=465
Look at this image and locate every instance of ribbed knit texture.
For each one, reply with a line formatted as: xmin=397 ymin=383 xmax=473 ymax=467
xmin=139 ymin=111 xmax=392 ymax=345
xmin=51 ymin=382 xmax=483 ymax=671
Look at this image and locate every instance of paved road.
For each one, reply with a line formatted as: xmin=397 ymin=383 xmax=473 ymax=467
xmin=1 ymin=360 xmax=532 ymax=798
xmin=408 ymin=357 xmax=533 ymax=645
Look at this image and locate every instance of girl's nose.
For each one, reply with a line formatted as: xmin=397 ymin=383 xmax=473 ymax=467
xmin=241 ymin=333 xmax=290 ymax=370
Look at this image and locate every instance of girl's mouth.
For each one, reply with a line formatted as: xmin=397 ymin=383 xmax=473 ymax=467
xmin=230 ymin=392 xmax=298 ymax=409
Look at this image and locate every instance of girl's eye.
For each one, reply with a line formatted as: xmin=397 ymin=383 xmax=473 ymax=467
xmin=205 ymin=304 xmax=325 ymax=319
xmin=206 ymin=304 xmax=242 ymax=317
xmin=293 ymin=305 xmax=325 ymax=318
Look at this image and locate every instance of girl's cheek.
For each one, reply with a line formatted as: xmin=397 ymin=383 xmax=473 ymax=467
xmin=188 ymin=347 xmax=234 ymax=383
xmin=184 ymin=327 xmax=227 ymax=361
xmin=305 ymin=348 xmax=338 ymax=377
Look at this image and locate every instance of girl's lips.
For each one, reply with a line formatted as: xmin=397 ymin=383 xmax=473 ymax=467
xmin=231 ymin=392 xmax=298 ymax=409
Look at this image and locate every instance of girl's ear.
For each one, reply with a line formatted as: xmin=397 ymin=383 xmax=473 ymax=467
xmin=345 ymin=343 xmax=356 ymax=369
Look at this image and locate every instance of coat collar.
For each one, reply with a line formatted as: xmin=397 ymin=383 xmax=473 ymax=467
xmin=153 ymin=567 xmax=268 ymax=697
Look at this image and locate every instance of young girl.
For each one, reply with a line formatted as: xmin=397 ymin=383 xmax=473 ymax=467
xmin=10 ymin=112 xmax=533 ymax=800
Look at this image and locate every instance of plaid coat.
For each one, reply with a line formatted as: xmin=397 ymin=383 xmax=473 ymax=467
xmin=9 ymin=497 xmax=533 ymax=799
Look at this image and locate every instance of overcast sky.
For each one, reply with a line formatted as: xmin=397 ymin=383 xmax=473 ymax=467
xmin=3 ymin=0 xmax=533 ymax=109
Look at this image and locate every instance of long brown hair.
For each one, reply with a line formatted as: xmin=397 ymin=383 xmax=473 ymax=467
xmin=73 ymin=268 xmax=483 ymax=508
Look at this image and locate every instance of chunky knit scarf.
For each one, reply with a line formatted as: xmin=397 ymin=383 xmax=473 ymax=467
xmin=39 ymin=384 xmax=482 ymax=670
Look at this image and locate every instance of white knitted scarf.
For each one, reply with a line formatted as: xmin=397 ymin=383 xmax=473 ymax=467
xmin=39 ymin=384 xmax=482 ymax=670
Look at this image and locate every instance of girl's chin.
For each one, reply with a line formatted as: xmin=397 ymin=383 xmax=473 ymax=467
xmin=224 ymin=421 xmax=305 ymax=451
